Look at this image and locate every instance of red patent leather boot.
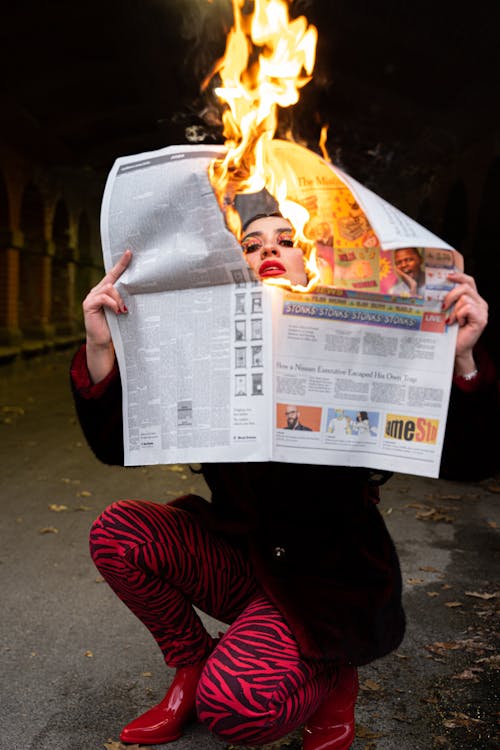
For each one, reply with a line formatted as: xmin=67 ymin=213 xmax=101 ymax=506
xmin=303 ymin=666 xmax=359 ymax=750
xmin=119 ymin=660 xmax=205 ymax=745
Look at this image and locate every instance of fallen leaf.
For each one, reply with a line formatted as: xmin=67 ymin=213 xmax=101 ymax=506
xmin=465 ymin=590 xmax=497 ymax=600
xmin=77 ymin=490 xmax=92 ymax=497
xmin=142 ymin=671 xmax=153 ymax=677
xmin=48 ymin=504 xmax=68 ymax=512
xmin=416 ymin=508 xmax=454 ymax=523
xmin=477 ymin=654 xmax=500 ymax=668
xmin=427 ymin=592 xmax=440 ymax=597
xmin=38 ymin=526 xmax=59 ymax=534
xmin=84 ymin=650 xmax=93 ymax=657
xmin=442 ymin=711 xmax=484 ymax=728
xmin=356 ymin=725 xmax=384 ymax=739
xmin=406 ymin=577 xmax=425 ymax=585
xmin=487 ymin=520 xmax=498 ymax=529
xmin=425 ymin=641 xmax=460 ymax=656
xmin=360 ymin=679 xmax=383 ymax=692
xmin=452 ymin=668 xmax=482 ymax=681
xmin=486 ymin=482 xmax=500 ymax=493
xmin=444 ymin=601 xmax=463 ymax=608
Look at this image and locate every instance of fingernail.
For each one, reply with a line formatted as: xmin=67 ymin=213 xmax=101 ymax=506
xmin=123 ymin=305 xmax=128 ymax=313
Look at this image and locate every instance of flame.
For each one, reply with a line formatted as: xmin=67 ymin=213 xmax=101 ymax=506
xmin=319 ymin=125 xmax=332 ymax=163
xmin=205 ymin=0 xmax=320 ymax=292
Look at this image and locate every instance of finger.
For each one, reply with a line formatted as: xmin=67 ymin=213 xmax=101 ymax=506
xmin=106 ymin=248 xmax=133 ymax=281
xmin=93 ymin=249 xmax=133 ymax=291
xmin=447 ymin=296 xmax=488 ymax=329
xmin=446 ymin=271 xmax=477 ymax=290
xmin=442 ymin=280 xmax=483 ymax=312
xmin=84 ymin=284 xmax=127 ymax=315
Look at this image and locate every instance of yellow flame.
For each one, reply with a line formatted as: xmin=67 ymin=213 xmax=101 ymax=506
xmin=205 ymin=0 xmax=320 ymax=291
xmin=319 ymin=125 xmax=332 ymax=163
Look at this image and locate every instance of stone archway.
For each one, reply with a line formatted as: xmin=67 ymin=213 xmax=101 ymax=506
xmin=74 ymin=211 xmax=93 ymax=328
xmin=51 ymin=198 xmax=76 ymax=335
xmin=19 ymin=182 xmax=52 ymax=340
xmin=0 ymin=170 xmax=20 ymax=345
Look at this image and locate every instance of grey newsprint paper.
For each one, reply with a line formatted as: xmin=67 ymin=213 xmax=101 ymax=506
xmin=100 ymin=142 xmax=460 ymax=478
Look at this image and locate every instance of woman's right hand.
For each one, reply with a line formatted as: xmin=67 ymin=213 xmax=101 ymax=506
xmin=82 ymin=249 xmax=132 ymax=383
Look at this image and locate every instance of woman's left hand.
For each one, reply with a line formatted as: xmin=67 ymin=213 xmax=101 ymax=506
xmin=443 ymin=272 xmax=488 ymax=375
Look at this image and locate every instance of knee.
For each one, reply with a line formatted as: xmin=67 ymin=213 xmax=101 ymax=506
xmin=89 ymin=500 xmax=134 ymax=564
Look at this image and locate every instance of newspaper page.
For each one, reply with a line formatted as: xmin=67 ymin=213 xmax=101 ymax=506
xmin=101 ymin=142 xmax=461 ymax=477
xmin=271 ymin=286 xmax=457 ymax=477
xmin=101 ymin=144 xmax=275 ymax=465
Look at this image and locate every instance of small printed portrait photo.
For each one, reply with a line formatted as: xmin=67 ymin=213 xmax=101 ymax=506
xmin=251 ymin=293 xmax=263 ymax=314
xmin=177 ymin=400 xmax=193 ymax=427
xmin=250 ymin=318 xmax=263 ymax=340
xmin=361 ymin=230 xmax=379 ymax=249
xmin=232 ymin=269 xmax=246 ymax=286
xmin=308 ymin=218 xmax=334 ymax=247
xmin=235 ymin=347 xmax=247 ymax=369
xmin=388 ymin=247 xmax=425 ymax=297
xmin=235 ymin=294 xmax=246 ymax=315
xmin=326 ymin=408 xmax=379 ymax=439
xmin=352 ymin=410 xmax=379 ymax=438
xmin=251 ymin=373 xmax=263 ymax=396
xmin=326 ymin=408 xmax=353 ymax=436
xmin=235 ymin=320 xmax=246 ymax=341
xmin=277 ymin=403 xmax=322 ymax=432
xmin=251 ymin=345 xmax=263 ymax=368
xmin=235 ymin=374 xmax=247 ymax=396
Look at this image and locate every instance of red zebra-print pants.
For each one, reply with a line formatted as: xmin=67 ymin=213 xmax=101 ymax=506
xmin=89 ymin=499 xmax=338 ymax=743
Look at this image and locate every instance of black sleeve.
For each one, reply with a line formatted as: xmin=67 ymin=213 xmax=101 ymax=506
xmin=69 ymin=346 xmax=125 ymax=466
xmin=440 ymin=344 xmax=500 ymax=481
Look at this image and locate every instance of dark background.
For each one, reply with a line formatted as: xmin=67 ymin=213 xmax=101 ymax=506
xmin=1 ymin=0 xmax=498 ymax=179
xmin=1 ymin=0 xmax=499 ymax=360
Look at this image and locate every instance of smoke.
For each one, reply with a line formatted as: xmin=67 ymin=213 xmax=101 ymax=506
xmin=148 ymin=0 xmax=235 ymax=141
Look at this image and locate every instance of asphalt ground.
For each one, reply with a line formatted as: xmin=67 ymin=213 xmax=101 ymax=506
xmin=0 ymin=349 xmax=498 ymax=750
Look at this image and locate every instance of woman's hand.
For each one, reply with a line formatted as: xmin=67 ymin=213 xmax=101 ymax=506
xmin=82 ymin=249 xmax=132 ymax=383
xmin=443 ymin=271 xmax=488 ymax=376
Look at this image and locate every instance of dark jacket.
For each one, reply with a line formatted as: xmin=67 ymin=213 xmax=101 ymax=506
xmin=70 ymin=343 xmax=499 ymax=665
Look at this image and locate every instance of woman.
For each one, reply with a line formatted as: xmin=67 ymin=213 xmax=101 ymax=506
xmin=71 ymin=204 xmax=498 ymax=749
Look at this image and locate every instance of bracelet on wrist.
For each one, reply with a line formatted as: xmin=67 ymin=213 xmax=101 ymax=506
xmin=457 ymin=368 xmax=479 ymax=381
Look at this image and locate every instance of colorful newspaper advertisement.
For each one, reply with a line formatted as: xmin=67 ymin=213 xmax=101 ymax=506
xmin=100 ymin=143 xmax=461 ymax=478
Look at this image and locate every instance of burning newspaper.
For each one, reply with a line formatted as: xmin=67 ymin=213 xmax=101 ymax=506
xmin=101 ymin=141 xmax=461 ymax=478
